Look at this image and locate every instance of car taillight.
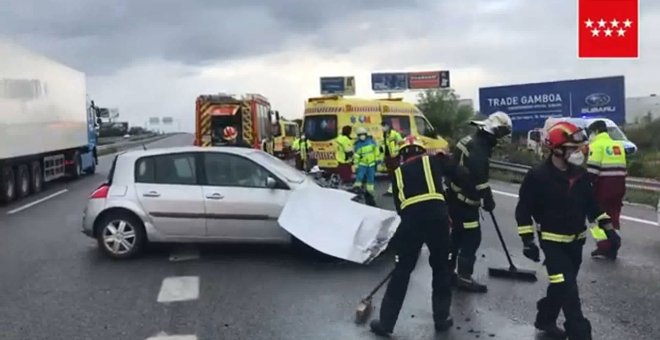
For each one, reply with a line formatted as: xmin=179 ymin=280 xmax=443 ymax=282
xmin=90 ymin=184 xmax=110 ymax=199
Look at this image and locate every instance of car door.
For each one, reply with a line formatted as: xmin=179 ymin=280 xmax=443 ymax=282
xmin=202 ymin=151 xmax=291 ymax=241
xmin=134 ymin=152 xmax=206 ymax=237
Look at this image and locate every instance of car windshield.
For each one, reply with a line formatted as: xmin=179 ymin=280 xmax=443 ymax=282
xmin=250 ymin=151 xmax=306 ymax=183
xmin=607 ymin=126 xmax=627 ymax=141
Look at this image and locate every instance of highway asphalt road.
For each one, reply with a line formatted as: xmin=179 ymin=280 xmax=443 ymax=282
xmin=0 ymin=133 xmax=658 ymax=340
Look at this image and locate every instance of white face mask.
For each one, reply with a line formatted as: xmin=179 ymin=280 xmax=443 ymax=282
xmin=566 ymin=150 xmax=585 ymax=165
xmin=359 ymin=135 xmax=366 ymax=141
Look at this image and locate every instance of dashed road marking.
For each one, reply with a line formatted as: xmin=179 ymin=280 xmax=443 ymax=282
xmin=7 ymin=189 xmax=68 ymax=215
xmin=492 ymin=189 xmax=658 ymax=227
xmin=147 ymin=332 xmax=197 ymax=340
xmin=157 ymin=276 xmax=200 ymax=303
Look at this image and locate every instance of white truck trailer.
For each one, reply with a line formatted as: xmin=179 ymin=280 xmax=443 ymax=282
xmin=0 ymin=39 xmax=97 ymax=204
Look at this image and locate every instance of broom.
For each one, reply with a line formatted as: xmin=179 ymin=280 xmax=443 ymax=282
xmin=487 ymin=211 xmax=538 ymax=282
xmin=355 ymin=268 xmax=395 ymax=324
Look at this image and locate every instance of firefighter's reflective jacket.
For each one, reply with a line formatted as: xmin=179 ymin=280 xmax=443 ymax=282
xmin=446 ymin=131 xmax=495 ymax=207
xmin=515 ymin=158 xmax=611 ymax=242
xmin=393 ymin=154 xmax=457 ymax=218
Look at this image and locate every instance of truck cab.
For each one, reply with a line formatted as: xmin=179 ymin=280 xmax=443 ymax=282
xmin=528 ymin=117 xmax=637 ymax=155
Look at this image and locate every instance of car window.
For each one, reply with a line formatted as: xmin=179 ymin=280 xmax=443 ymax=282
xmin=250 ymin=151 xmax=305 ymax=183
xmin=204 ymin=152 xmax=271 ymax=188
xmin=135 ymin=157 xmax=155 ymax=183
xmin=143 ymin=153 xmax=197 ymax=185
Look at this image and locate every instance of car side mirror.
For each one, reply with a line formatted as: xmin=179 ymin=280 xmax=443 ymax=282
xmin=266 ymin=177 xmax=277 ymax=188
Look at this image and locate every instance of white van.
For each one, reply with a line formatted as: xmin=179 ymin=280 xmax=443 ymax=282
xmin=527 ymin=117 xmax=637 ymax=156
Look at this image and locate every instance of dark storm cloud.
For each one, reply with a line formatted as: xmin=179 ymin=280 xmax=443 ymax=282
xmin=0 ymin=0 xmax=427 ymax=75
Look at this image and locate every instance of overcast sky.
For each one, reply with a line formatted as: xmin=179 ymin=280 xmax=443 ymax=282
xmin=1 ymin=0 xmax=658 ymax=132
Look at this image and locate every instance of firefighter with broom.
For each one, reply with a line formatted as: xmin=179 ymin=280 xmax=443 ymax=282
xmin=369 ymin=136 xmax=458 ymax=337
xmin=446 ymin=111 xmax=512 ymax=293
xmin=515 ymin=121 xmax=620 ymax=339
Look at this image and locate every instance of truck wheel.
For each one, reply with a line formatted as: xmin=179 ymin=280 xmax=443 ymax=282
xmin=0 ymin=166 xmax=16 ymax=204
xmin=70 ymin=151 xmax=82 ymax=179
xmin=30 ymin=161 xmax=43 ymax=194
xmin=16 ymin=165 xmax=30 ymax=199
xmin=85 ymin=160 xmax=96 ymax=175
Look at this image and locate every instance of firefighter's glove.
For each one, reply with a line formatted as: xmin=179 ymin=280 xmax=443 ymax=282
xmin=482 ymin=195 xmax=496 ymax=212
xmin=522 ymin=238 xmax=540 ymax=262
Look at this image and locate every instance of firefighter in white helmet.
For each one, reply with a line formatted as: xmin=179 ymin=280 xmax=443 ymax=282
xmin=446 ymin=111 xmax=513 ymax=293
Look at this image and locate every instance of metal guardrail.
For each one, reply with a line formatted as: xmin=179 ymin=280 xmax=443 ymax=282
xmin=490 ymin=160 xmax=660 ymax=192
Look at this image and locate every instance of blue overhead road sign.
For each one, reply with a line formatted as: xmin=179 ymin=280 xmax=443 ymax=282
xmin=320 ymin=76 xmax=355 ymax=95
xmin=371 ymin=73 xmax=408 ymax=92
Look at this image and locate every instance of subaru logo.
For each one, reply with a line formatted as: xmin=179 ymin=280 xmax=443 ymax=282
xmin=585 ymin=93 xmax=611 ymax=107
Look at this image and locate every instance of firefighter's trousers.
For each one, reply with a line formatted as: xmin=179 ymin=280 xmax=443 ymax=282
xmin=354 ymin=165 xmax=376 ymax=193
xmin=538 ymin=239 xmax=591 ymax=339
xmin=378 ymin=212 xmax=452 ymax=332
xmin=447 ymin=197 xmax=481 ymax=277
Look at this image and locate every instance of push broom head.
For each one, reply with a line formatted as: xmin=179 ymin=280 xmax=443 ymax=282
xmin=355 ymin=297 xmax=373 ymax=324
xmin=488 ymin=265 xmax=537 ymax=282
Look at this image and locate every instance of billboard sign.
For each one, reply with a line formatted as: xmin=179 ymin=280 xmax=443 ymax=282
xmin=408 ymin=71 xmax=451 ymax=89
xmin=149 ymin=117 xmax=159 ymax=124
xmin=371 ymin=73 xmax=408 ymax=92
xmin=479 ymin=76 xmax=625 ymax=133
xmin=162 ymin=117 xmax=174 ymax=124
xmin=320 ymin=76 xmax=355 ymax=95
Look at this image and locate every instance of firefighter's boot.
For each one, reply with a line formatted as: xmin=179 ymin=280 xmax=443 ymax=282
xmin=456 ymin=257 xmax=487 ymax=293
xmin=564 ymin=319 xmax=592 ymax=340
xmin=435 ymin=317 xmax=454 ymax=332
xmin=535 ymin=298 xmax=566 ymax=339
xmin=456 ymin=275 xmax=488 ymax=293
xmin=369 ymin=320 xmax=392 ymax=337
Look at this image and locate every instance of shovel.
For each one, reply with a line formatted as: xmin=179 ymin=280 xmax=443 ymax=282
xmin=487 ymin=211 xmax=538 ymax=282
xmin=355 ymin=268 xmax=395 ymax=324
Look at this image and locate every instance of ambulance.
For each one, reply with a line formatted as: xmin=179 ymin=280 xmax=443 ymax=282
xmin=272 ymin=118 xmax=300 ymax=159
xmin=302 ymin=96 xmax=449 ymax=173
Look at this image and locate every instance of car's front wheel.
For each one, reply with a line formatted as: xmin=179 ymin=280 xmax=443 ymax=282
xmin=96 ymin=212 xmax=146 ymax=260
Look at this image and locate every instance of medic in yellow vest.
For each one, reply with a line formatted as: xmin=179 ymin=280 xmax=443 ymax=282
xmin=586 ymin=120 xmax=627 ymax=259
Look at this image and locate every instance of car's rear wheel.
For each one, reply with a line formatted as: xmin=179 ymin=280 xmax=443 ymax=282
xmin=96 ymin=211 xmax=146 ymax=260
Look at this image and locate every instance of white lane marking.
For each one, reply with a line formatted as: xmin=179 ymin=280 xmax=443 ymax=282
xmin=157 ymin=276 xmax=200 ymax=303
xmin=6 ymin=189 xmax=68 ymax=215
xmin=491 ymin=189 xmax=658 ymax=227
xmin=169 ymin=247 xmax=200 ymax=262
xmin=147 ymin=332 xmax=197 ymax=340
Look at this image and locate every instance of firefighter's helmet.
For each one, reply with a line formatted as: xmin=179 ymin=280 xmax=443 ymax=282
xmin=471 ymin=111 xmax=513 ymax=138
xmin=223 ymin=126 xmax=238 ymax=140
xmin=545 ymin=122 xmax=587 ymax=149
xmin=356 ymin=127 xmax=368 ymax=136
xmin=400 ymin=136 xmax=426 ymax=159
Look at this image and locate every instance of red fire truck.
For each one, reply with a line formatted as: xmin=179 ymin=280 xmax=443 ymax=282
xmin=194 ymin=93 xmax=277 ymax=153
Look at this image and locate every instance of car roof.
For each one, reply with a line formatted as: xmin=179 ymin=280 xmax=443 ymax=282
xmin=118 ymin=146 xmax=259 ymax=160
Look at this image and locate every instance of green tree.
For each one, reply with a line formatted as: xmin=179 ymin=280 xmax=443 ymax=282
xmin=416 ymin=89 xmax=476 ymax=142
